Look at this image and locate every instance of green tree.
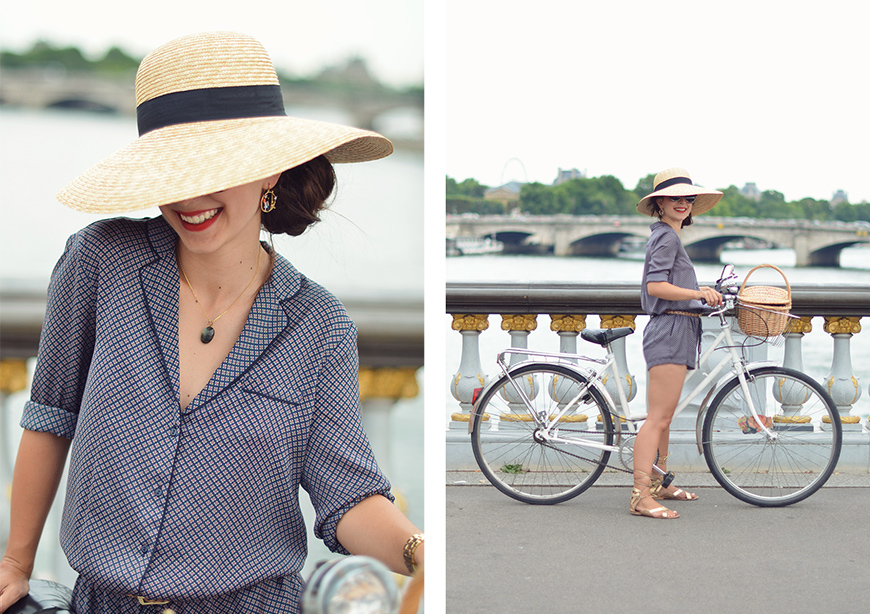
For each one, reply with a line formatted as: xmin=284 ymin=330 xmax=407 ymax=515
xmin=446 ymin=176 xmax=486 ymax=198
xmin=519 ymin=176 xmax=635 ymax=216
xmin=754 ymin=190 xmax=806 ymax=219
xmin=795 ymin=197 xmax=832 ymax=221
xmin=520 ymin=182 xmax=564 ymax=215
xmin=831 ymin=201 xmax=870 ymax=223
xmin=634 ymin=173 xmax=656 ymax=200
xmin=97 ymin=46 xmax=139 ymax=74
xmin=716 ymin=186 xmax=759 ymax=218
xmin=446 ymin=172 xmax=869 ymax=224
xmin=832 ymin=201 xmax=859 ymax=222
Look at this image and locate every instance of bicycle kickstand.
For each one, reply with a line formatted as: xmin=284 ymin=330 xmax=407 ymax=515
xmin=652 ymin=464 xmax=676 ymax=488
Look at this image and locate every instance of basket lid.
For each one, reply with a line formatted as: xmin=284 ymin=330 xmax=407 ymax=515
xmin=739 ymin=285 xmax=791 ymax=306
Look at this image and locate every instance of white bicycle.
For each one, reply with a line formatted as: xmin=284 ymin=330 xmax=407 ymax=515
xmin=469 ymin=265 xmax=842 ymax=507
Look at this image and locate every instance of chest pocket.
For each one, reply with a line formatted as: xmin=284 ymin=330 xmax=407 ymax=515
xmin=183 ymin=377 xmax=313 ymax=472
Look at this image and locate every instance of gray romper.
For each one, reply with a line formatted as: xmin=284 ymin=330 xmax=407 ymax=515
xmin=641 ymin=221 xmax=703 ymax=369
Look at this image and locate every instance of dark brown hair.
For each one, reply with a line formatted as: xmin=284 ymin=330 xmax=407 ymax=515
xmin=652 ymin=196 xmax=694 ymax=228
xmin=261 ymin=155 xmax=336 ymax=236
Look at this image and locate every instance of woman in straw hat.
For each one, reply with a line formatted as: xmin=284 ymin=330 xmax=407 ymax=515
xmin=630 ymin=168 xmax=723 ymax=519
xmin=0 ymin=32 xmax=422 ymax=613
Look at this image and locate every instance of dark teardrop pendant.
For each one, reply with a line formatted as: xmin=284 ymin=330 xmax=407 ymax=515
xmin=200 ymin=326 xmax=215 ymax=344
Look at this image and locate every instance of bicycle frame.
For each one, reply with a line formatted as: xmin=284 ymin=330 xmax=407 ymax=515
xmin=471 ymin=304 xmax=779 ymax=454
xmin=467 ymin=265 xmax=840 ymax=508
xmin=472 ymin=348 xmax=671 ymax=477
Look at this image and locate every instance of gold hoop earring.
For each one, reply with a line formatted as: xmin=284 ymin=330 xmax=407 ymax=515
xmin=260 ymin=187 xmax=277 ymax=213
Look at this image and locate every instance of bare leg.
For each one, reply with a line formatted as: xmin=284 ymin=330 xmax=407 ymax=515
xmin=654 ymin=426 xmax=698 ymax=500
xmin=631 ymin=364 xmax=687 ymax=516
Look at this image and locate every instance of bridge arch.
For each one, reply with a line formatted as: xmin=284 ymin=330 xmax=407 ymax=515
xmin=445 ymin=215 xmax=870 ymax=267
xmin=684 ymin=233 xmax=780 ymax=262
xmin=569 ymin=232 xmax=636 ymax=257
xmin=805 ymin=241 xmax=866 ymax=267
xmin=491 ymin=231 xmax=551 ymax=254
xmin=45 ymin=98 xmax=118 ymax=113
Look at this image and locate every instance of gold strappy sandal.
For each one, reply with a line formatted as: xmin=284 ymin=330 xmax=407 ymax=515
xmin=650 ymin=475 xmax=699 ymax=501
xmin=630 ymin=472 xmax=679 ymax=519
xmin=650 ymin=452 xmax=698 ymax=501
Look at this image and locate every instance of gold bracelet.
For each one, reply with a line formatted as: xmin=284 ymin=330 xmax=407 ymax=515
xmin=403 ymin=533 xmax=424 ymax=574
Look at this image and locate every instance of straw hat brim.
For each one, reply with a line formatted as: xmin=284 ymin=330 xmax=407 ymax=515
xmin=57 ymin=115 xmax=393 ymax=213
xmin=636 ymin=183 xmax=723 ymax=216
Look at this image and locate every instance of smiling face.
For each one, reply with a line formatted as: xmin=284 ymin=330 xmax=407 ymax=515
xmin=656 ymin=195 xmax=694 ymax=230
xmin=160 ymin=175 xmax=279 ymax=256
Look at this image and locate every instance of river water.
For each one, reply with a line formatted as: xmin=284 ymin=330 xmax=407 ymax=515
xmin=0 ymin=108 xmax=423 ymax=582
xmin=446 ymin=249 xmax=870 ymax=422
xmin=0 ymin=107 xmax=423 ymax=296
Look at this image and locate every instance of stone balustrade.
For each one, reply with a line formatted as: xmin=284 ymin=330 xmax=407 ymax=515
xmin=447 ymin=282 xmax=870 ymax=473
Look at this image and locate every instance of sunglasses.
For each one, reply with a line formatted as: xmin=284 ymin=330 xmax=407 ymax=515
xmin=667 ymin=195 xmax=696 ymax=204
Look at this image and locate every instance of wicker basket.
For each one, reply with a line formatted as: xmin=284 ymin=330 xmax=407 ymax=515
xmin=736 ymin=264 xmax=792 ymax=337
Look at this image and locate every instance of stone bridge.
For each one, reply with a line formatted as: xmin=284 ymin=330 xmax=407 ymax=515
xmin=0 ymin=69 xmax=423 ymax=134
xmin=446 ymin=214 xmax=870 ymax=266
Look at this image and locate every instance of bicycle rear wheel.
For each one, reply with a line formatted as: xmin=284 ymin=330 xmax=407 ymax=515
xmin=470 ymin=363 xmax=614 ymax=504
xmin=702 ymin=366 xmax=842 ymax=507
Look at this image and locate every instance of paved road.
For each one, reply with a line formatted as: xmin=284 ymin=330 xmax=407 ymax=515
xmin=447 ymin=481 xmax=870 ymax=613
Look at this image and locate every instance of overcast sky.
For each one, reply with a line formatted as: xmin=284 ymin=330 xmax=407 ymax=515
xmin=0 ymin=0 xmax=423 ymax=87
xmin=446 ymin=0 xmax=870 ymax=204
xmin=3 ymin=1 xmax=867 ymax=203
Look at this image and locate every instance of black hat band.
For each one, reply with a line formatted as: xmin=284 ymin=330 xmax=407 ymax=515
xmin=137 ymin=84 xmax=286 ymax=136
xmin=654 ymin=176 xmax=693 ymax=191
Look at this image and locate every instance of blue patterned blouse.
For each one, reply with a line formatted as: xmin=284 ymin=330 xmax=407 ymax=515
xmin=640 ymin=221 xmax=704 ymax=315
xmin=21 ymin=217 xmax=392 ymax=610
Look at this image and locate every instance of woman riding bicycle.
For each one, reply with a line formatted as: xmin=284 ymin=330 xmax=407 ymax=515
xmin=631 ymin=168 xmax=723 ymax=519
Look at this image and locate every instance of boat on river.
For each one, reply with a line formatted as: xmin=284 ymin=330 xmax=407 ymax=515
xmin=447 ymin=235 xmax=505 ymax=257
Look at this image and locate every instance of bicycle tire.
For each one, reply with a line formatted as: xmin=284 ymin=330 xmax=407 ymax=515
xmin=702 ymin=366 xmax=842 ymax=507
xmin=470 ymin=363 xmax=614 ymax=504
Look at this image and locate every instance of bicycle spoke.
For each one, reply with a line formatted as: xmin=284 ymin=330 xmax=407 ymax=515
xmin=703 ymin=367 xmax=841 ymax=506
xmin=471 ymin=364 xmax=614 ymax=504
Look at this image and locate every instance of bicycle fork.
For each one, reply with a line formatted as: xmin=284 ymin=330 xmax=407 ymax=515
xmin=729 ymin=349 xmax=779 ymax=441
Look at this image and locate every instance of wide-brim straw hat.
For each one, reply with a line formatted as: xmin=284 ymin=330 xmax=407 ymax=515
xmin=636 ymin=167 xmax=723 ymax=216
xmin=57 ymin=31 xmax=393 ymax=213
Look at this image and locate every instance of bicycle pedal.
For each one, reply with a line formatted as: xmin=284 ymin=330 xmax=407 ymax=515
xmin=661 ymin=472 xmax=675 ymax=488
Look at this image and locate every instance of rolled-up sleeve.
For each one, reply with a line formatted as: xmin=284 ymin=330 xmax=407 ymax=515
xmin=300 ymin=325 xmax=393 ymax=554
xmin=645 ymin=230 xmax=677 ymax=284
xmin=20 ymin=231 xmax=99 ymax=439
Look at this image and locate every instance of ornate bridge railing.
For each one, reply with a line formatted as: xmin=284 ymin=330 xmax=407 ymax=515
xmin=446 ymin=282 xmax=870 ymax=473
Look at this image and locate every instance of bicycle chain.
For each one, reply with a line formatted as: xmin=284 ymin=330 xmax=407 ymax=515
xmin=537 ymin=428 xmax=635 ymax=475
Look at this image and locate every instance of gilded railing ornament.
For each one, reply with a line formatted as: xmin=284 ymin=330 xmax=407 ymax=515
xmin=500 ymin=314 xmax=538 ymax=331
xmin=787 ymin=316 xmax=813 ymax=335
xmin=823 ymin=316 xmax=862 ymax=335
xmin=0 ymin=359 xmax=28 ymax=394
xmin=451 ymin=314 xmax=489 ymax=332
xmin=550 ymin=314 xmax=587 ymax=332
xmin=600 ymin=314 xmax=637 ymax=330
xmin=358 ymin=367 xmax=419 ymax=401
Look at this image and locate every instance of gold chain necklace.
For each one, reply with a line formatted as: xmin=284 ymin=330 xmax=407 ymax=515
xmin=178 ymin=247 xmax=261 ymax=344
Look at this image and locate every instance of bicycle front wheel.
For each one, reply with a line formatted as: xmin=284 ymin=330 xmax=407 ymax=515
xmin=702 ymin=366 xmax=842 ymax=507
xmin=470 ymin=363 xmax=614 ymax=504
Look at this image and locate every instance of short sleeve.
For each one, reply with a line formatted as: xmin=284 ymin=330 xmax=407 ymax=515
xmin=645 ymin=228 xmax=677 ymax=283
xmin=300 ymin=325 xmax=393 ymax=554
xmin=20 ymin=230 xmax=100 ymax=439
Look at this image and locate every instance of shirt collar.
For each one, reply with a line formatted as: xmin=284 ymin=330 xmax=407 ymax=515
xmin=141 ymin=217 xmax=309 ymax=410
